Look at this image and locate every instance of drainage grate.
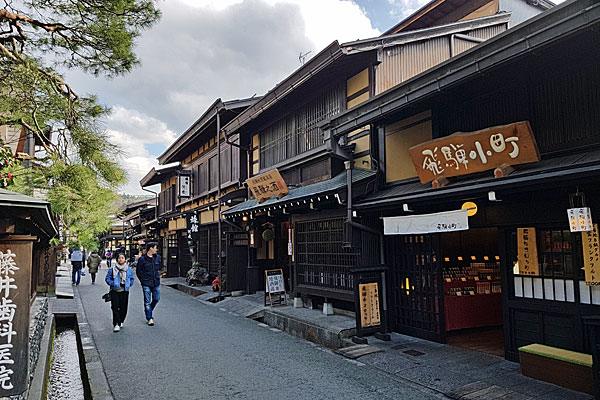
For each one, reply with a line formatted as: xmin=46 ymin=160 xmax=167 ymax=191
xmin=404 ymin=349 xmax=425 ymax=356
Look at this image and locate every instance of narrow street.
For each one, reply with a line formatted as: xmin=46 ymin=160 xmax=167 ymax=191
xmin=76 ymin=267 xmax=441 ymax=400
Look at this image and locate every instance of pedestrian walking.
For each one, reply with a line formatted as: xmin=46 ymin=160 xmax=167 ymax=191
xmin=87 ymin=250 xmax=101 ymax=284
xmin=70 ymin=248 xmax=83 ymax=285
xmin=105 ymin=253 xmax=134 ymax=332
xmin=136 ymin=242 xmax=161 ymax=326
xmin=106 ymin=248 xmax=113 ymax=268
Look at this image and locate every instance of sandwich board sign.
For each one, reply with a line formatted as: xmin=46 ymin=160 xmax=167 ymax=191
xmin=264 ymin=269 xmax=287 ymax=306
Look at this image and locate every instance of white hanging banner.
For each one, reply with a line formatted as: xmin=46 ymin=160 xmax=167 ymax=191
xmin=384 ymin=209 xmax=469 ymax=235
xmin=567 ymin=207 xmax=593 ymax=232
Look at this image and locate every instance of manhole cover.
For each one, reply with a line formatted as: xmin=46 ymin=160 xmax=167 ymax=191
xmin=404 ymin=349 xmax=425 ymax=356
xmin=391 ymin=344 xmax=406 ymax=350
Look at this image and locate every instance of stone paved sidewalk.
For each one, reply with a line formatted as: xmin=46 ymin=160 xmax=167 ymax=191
xmin=358 ymin=333 xmax=592 ymax=400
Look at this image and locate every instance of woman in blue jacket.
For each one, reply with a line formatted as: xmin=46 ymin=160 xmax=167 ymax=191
xmin=105 ymin=253 xmax=135 ymax=332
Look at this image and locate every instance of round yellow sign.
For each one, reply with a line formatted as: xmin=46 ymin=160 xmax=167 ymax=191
xmin=462 ymin=201 xmax=478 ymax=217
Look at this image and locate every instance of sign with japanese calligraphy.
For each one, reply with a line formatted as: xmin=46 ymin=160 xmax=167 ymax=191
xmin=245 ymin=169 xmax=289 ymax=203
xmin=567 ymin=207 xmax=593 ymax=232
xmin=517 ymin=227 xmax=539 ymax=276
xmin=409 ymin=121 xmax=540 ymax=184
xmin=383 ymin=209 xmax=469 ymax=235
xmin=359 ymin=283 xmax=381 ymax=328
xmin=264 ymin=269 xmax=287 ymax=307
xmin=186 ymin=212 xmax=199 ymax=241
xmin=266 ymin=269 xmax=285 ymax=294
xmin=178 ymin=174 xmax=191 ymax=198
xmin=0 ymin=237 xmax=34 ymax=396
xmin=582 ymin=224 xmax=600 ymax=286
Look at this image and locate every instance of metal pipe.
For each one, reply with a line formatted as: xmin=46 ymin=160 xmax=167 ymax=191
xmin=345 ymin=160 xmax=353 ymax=247
xmin=217 ymin=111 xmax=223 ymax=298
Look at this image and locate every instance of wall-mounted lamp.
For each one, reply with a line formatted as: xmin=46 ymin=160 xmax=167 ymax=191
xmin=242 ymin=216 xmax=248 ymax=222
xmin=488 ymin=191 xmax=500 ymax=202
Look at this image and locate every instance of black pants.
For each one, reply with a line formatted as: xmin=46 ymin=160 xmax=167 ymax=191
xmin=110 ymin=291 xmax=129 ymax=326
xmin=90 ymin=272 xmax=96 ymax=283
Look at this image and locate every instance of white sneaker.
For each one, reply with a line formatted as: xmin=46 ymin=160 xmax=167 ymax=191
xmin=113 ymin=325 xmax=120 ymax=332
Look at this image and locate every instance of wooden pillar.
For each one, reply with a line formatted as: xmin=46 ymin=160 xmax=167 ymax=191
xmin=0 ymin=235 xmax=35 ymax=396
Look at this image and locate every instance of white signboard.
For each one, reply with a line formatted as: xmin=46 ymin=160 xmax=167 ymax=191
xmin=179 ymin=175 xmax=191 ymax=198
xmin=567 ymin=207 xmax=593 ymax=232
xmin=383 ymin=209 xmax=469 ymax=235
xmin=266 ymin=270 xmax=285 ymax=294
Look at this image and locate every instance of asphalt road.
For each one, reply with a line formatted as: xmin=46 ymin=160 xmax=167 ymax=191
xmin=77 ymin=266 xmax=441 ymax=400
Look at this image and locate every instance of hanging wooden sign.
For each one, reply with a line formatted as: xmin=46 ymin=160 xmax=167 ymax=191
xmin=359 ymin=282 xmax=381 ymax=328
xmin=264 ymin=269 xmax=287 ymax=306
xmin=246 ymin=169 xmax=289 ymax=203
xmin=582 ymin=224 xmax=600 ymax=286
xmin=517 ymin=227 xmax=539 ymax=276
xmin=409 ymin=121 xmax=540 ymax=184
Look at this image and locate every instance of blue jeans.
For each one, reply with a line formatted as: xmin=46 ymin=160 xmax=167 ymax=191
xmin=142 ymin=285 xmax=160 ymax=320
xmin=72 ymin=268 xmax=81 ymax=284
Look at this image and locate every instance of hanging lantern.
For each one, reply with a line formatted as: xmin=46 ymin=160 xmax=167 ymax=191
xmin=262 ymin=229 xmax=275 ymax=242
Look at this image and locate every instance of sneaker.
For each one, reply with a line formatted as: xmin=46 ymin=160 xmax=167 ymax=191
xmin=113 ymin=325 xmax=120 ymax=332
xmin=148 ymin=318 xmax=154 ymax=326
xmin=119 ymin=322 xmax=123 ymax=328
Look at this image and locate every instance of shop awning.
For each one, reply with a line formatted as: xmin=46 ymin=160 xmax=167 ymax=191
xmin=223 ymin=168 xmax=377 ymax=216
xmin=357 ymin=150 xmax=600 ymax=211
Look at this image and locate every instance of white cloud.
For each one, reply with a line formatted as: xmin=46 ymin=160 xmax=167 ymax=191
xmin=104 ymin=106 xmax=175 ymax=194
xmin=66 ymin=0 xmax=381 ymax=194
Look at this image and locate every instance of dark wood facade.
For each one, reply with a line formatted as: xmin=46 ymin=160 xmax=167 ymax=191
xmin=324 ymin=0 xmax=600 ymax=361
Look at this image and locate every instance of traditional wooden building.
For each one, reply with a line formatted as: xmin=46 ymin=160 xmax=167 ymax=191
xmin=221 ymin=0 xmax=546 ymax=309
xmin=324 ymin=0 xmax=598 ymax=362
xmin=140 ymin=98 xmax=257 ymax=278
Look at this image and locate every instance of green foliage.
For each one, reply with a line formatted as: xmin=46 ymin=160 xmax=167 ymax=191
xmin=0 ymin=0 xmax=160 ymax=246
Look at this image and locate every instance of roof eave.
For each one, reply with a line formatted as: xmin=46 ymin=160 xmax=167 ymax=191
xmin=342 ymin=13 xmax=511 ymax=54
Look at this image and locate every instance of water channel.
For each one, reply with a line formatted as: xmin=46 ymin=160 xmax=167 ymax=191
xmin=46 ymin=323 xmax=85 ymax=400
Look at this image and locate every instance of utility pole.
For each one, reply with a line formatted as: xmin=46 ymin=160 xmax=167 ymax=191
xmin=217 ymin=111 xmax=223 ymax=298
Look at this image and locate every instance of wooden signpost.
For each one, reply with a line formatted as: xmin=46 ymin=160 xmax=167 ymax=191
xmin=265 ymin=269 xmax=287 ymax=306
xmin=359 ymin=282 xmax=381 ymax=328
xmin=246 ymin=169 xmax=289 ymax=203
xmin=409 ymin=121 xmax=540 ymax=184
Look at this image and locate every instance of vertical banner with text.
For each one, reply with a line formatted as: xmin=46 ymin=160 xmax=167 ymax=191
xmin=517 ymin=227 xmax=539 ymax=276
xmin=582 ymin=223 xmax=600 ymax=286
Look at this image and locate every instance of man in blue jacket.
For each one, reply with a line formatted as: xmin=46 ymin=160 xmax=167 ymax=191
xmin=135 ymin=242 xmax=161 ymax=326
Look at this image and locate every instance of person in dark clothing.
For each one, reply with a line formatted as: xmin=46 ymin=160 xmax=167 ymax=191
xmin=105 ymin=253 xmax=134 ymax=332
xmin=136 ymin=242 xmax=161 ymax=326
xmin=87 ymin=251 xmax=101 ymax=284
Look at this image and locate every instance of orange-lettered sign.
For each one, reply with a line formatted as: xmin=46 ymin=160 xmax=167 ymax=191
xmin=409 ymin=121 xmax=540 ymax=184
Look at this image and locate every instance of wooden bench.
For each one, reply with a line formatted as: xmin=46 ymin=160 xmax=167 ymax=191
xmin=519 ymin=343 xmax=594 ymax=395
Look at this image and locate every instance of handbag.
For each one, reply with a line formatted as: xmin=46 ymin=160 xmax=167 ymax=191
xmin=81 ymin=269 xmax=86 ymax=276
xmin=102 ymin=292 xmax=111 ymax=302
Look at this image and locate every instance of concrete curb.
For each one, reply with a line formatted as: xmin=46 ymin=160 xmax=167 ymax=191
xmin=27 ymin=306 xmax=54 ymax=400
xmin=263 ymin=309 xmax=355 ymax=349
xmin=74 ymin=286 xmax=113 ymax=400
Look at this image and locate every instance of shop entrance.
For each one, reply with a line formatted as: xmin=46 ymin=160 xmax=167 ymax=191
xmin=441 ymin=228 xmax=504 ymax=357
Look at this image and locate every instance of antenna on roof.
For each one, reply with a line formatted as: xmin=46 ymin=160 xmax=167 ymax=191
xmin=299 ymin=51 xmax=312 ymax=65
